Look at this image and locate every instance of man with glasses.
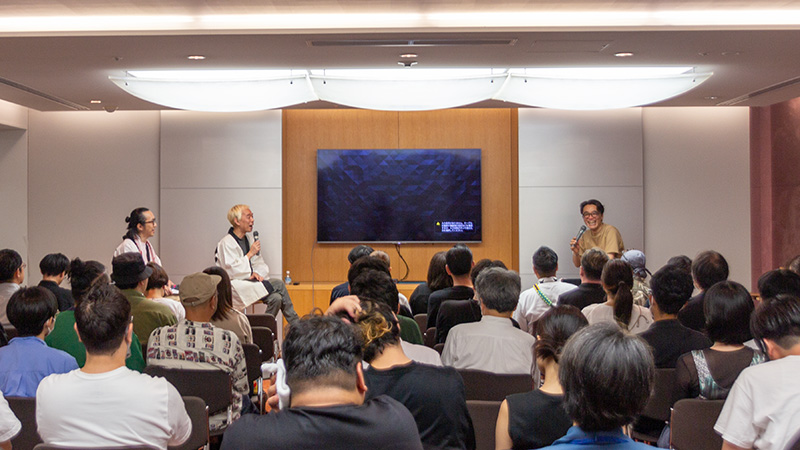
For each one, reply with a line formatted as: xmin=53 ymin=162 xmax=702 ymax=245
xmin=570 ymin=199 xmax=624 ymax=267
xmin=0 ymin=249 xmax=25 ymax=327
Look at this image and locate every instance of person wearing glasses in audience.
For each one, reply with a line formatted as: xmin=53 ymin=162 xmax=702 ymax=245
xmin=570 ymin=199 xmax=624 ymax=268
xmin=114 ymin=207 xmax=162 ymax=265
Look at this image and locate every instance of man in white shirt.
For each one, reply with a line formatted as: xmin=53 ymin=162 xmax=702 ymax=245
xmin=514 ymin=246 xmax=576 ymax=335
xmin=0 ymin=249 xmax=24 ymax=327
xmin=715 ymin=294 xmax=800 ymax=450
xmin=36 ymin=283 xmax=191 ymax=450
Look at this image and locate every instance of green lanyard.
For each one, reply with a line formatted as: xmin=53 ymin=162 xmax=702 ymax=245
xmin=534 ymin=284 xmax=554 ymax=307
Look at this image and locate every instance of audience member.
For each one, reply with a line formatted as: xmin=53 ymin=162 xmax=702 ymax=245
xmin=0 ymin=287 xmax=77 ymax=396
xmin=558 ymin=248 xmax=609 ymax=310
xmin=205 ymin=266 xmax=253 ymax=345
xmin=215 ymin=204 xmax=299 ymax=322
xmin=37 ymin=252 xmax=73 ymax=311
xmin=442 ymin=267 xmax=536 ymax=376
xmin=409 ymin=251 xmax=452 ymax=315
xmin=667 ymin=255 xmax=693 ymax=274
xmin=329 ymin=244 xmax=374 ymax=304
xmin=355 ymin=299 xmax=473 ymax=449
xmin=538 ymin=323 xmax=654 ymax=450
xmin=786 ymin=254 xmax=800 ymax=276
xmin=582 ymin=260 xmax=653 ymax=334
xmin=46 ymin=258 xmax=146 ymax=371
xmin=715 ymin=294 xmax=800 ymax=450
xmin=221 ymin=315 xmax=423 ymax=450
xmin=113 ymin=207 xmax=163 ymax=265
xmin=757 ymin=268 xmax=800 ymax=300
xmin=370 ymin=250 xmax=412 ymax=315
xmin=0 ymin=249 xmax=24 ymax=327
xmin=147 ymin=272 xmax=249 ymax=432
xmin=570 ymin=199 xmax=624 ymax=267
xmin=470 ymin=259 xmax=508 ymax=286
xmin=677 ymin=250 xmax=729 ymax=332
xmin=145 ymin=262 xmax=185 ymax=321
xmin=496 ymin=306 xmax=588 ymax=450
xmin=0 ymin=390 xmax=20 ymax=449
xmin=513 ymin=246 xmax=575 ymax=335
xmin=36 ymin=283 xmax=190 ymax=449
xmin=621 ymin=250 xmax=652 ymax=307
xmin=427 ymin=244 xmax=475 ymax=328
xmin=111 ymin=252 xmax=176 ymax=342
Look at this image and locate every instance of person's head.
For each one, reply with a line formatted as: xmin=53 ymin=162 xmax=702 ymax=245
xmin=649 ymin=264 xmax=694 ymax=315
xmin=369 ymin=250 xmax=390 ymax=267
xmin=692 ymin=250 xmax=729 ymax=291
xmin=474 ymin=267 xmax=520 ymax=313
xmin=757 ymin=269 xmax=800 ymax=300
xmin=204 ymin=266 xmax=234 ymax=322
xmin=39 ymin=253 xmax=69 ymax=278
xmin=751 ymin=294 xmax=800 ymax=359
xmin=426 ymin=251 xmax=453 ymax=292
xmin=123 ymin=207 xmax=156 ymax=241
xmin=349 ymin=270 xmax=399 ymax=312
xmin=347 ymin=256 xmax=390 ymax=286
xmin=111 ymin=252 xmax=152 ymax=290
xmin=75 ymin=284 xmax=132 ymax=355
xmin=446 ymin=244 xmax=473 ymax=277
xmin=580 ymin=248 xmax=609 ymax=281
xmin=0 ymin=249 xmax=23 ymax=283
xmin=283 ymin=315 xmax=365 ymax=400
xmin=179 ymin=272 xmax=221 ymax=320
xmin=621 ymin=250 xmax=650 ymax=280
xmin=227 ymin=204 xmax=254 ymax=233
xmin=786 ymin=255 xmax=800 ymax=276
xmin=347 ymin=245 xmax=374 ymax=264
xmin=145 ymin=262 xmax=169 ymax=294
xmin=532 ymin=246 xmax=559 ymax=278
xmin=667 ymin=255 xmax=693 ymax=274
xmin=580 ymin=199 xmax=605 ymax=232
xmin=353 ymin=298 xmax=401 ymax=363
xmin=704 ymin=281 xmax=754 ymax=345
xmin=601 ymin=259 xmax=635 ymax=327
xmin=470 ymin=258 xmax=507 ymax=286
xmin=535 ymin=305 xmax=588 ymax=365
xmin=7 ymin=287 xmax=58 ymax=337
xmin=68 ymin=258 xmax=108 ymax=303
xmin=559 ymin=323 xmax=654 ymax=432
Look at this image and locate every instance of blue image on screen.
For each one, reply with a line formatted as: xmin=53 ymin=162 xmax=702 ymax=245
xmin=317 ymin=149 xmax=482 ymax=242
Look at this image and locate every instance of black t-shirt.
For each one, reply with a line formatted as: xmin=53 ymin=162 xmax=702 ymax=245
xmin=221 ymin=396 xmax=423 ymax=450
xmin=329 ymin=281 xmax=350 ymax=305
xmin=557 ymin=283 xmax=606 ymax=311
xmin=409 ymin=283 xmax=432 ymax=316
xmin=677 ymin=292 xmax=706 ymax=332
xmin=365 ymin=362 xmax=474 ymax=450
xmin=38 ymin=280 xmax=74 ymax=312
xmin=427 ymin=286 xmax=475 ymax=329
xmin=639 ymin=319 xmax=711 ymax=369
xmin=505 ymin=389 xmax=571 ymax=450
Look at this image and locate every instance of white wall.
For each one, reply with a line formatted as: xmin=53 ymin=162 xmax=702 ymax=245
xmin=0 ymin=100 xmax=29 ymax=265
xmin=642 ymin=107 xmax=751 ymax=289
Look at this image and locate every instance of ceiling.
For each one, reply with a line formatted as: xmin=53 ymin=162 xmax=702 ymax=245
xmin=1 ymin=1 xmax=799 ymax=111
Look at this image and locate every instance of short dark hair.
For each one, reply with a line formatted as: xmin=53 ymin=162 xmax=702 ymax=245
xmin=75 ymin=284 xmax=132 ymax=355
xmin=532 ymin=246 xmax=558 ymax=276
xmin=757 ymin=269 xmax=800 ymax=300
xmin=354 ymin=298 xmax=401 ymax=363
xmin=692 ymin=251 xmax=729 ymax=291
xmin=786 ymin=254 xmax=800 ymax=276
xmin=349 ymin=270 xmax=399 ymax=312
xmin=348 ymin=245 xmax=374 ymax=264
xmin=581 ymin=248 xmax=608 ymax=281
xmin=283 ymin=315 xmax=363 ymax=396
xmin=751 ymin=294 xmax=800 ymax=353
xmin=650 ymin=264 xmax=694 ymax=315
xmin=0 ymin=249 xmax=22 ymax=282
xmin=427 ymin=252 xmax=453 ymax=292
xmin=446 ymin=244 xmax=473 ymax=277
xmin=7 ymin=287 xmax=58 ymax=336
xmin=601 ymin=260 xmax=635 ymax=326
xmin=39 ymin=253 xmax=69 ymax=277
xmin=559 ymin=323 xmax=654 ymax=432
xmin=470 ymin=258 xmax=507 ymax=286
xmin=667 ymin=255 xmax=693 ymax=274
xmin=68 ymin=258 xmax=107 ymax=302
xmin=580 ymin=199 xmax=605 ymax=215
xmin=204 ymin=266 xmax=234 ymax=322
xmin=704 ymin=281 xmax=754 ymax=345
xmin=535 ymin=305 xmax=588 ymax=363
xmin=347 ymin=256 xmax=390 ymax=286
xmin=475 ymin=267 xmax=520 ymax=313
xmin=145 ymin=262 xmax=169 ymax=290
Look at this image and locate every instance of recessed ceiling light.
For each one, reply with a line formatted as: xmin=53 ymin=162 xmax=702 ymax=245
xmin=187 ymin=55 xmax=206 ymax=60
xmin=721 ymin=51 xmax=742 ymax=56
xmin=90 ymin=99 xmax=102 ymax=104
xmin=705 ymin=96 xmax=719 ymax=100
xmin=614 ymin=52 xmax=634 ymax=57
xmin=400 ymin=53 xmax=418 ymax=58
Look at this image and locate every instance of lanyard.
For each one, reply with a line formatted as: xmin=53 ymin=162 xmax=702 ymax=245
xmin=534 ymin=284 xmax=554 ymax=307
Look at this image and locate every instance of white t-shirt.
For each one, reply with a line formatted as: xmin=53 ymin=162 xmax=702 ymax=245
xmin=581 ymin=303 xmax=653 ymax=334
xmin=150 ymin=296 xmax=186 ymax=322
xmin=0 ymin=390 xmax=21 ymax=443
xmin=400 ymin=340 xmax=443 ymax=367
xmin=36 ymin=367 xmax=191 ymax=450
xmin=715 ymin=355 xmax=800 ymax=450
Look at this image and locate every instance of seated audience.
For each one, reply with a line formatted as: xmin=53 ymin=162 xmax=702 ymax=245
xmin=144 ymin=262 xmax=185 ymax=321
xmin=355 ymin=299 xmax=473 ymax=450
xmin=715 ymin=294 xmax=800 ymax=450
xmin=427 ymin=244 xmax=475 ymax=328
xmin=0 ymin=287 xmax=78 ymax=396
xmin=471 ymin=259 xmax=508 ymax=286
xmin=46 ymin=258 xmax=145 ymax=371
xmin=329 ymin=244 xmax=374 ymax=304
xmin=37 ymin=253 xmax=73 ymax=311
xmin=0 ymin=249 xmax=24 ymax=326
xmin=667 ymin=255 xmax=693 ymax=274
xmin=496 ymin=306 xmax=588 ymax=450
xmin=621 ymin=250 xmax=652 ymax=307
xmin=757 ymin=268 xmax=800 ymax=300
xmin=370 ymin=250 xmax=412 ymax=315
xmin=442 ymin=267 xmax=536 ymax=376
xmin=205 ymin=266 xmax=253 ymax=345
xmin=0 ymin=391 xmax=20 ymax=449
xmin=37 ymin=284 xmax=190 ymax=449
xmin=582 ymin=260 xmax=653 ymax=334
xmin=513 ymin=246 xmax=575 ymax=335
xmin=147 ymin=272 xmax=249 ymax=432
xmin=112 ymin=252 xmax=176 ymax=342
xmin=221 ymin=315 xmax=423 ymax=450
xmin=678 ymin=250 xmax=729 ymax=332
xmin=538 ymin=323 xmax=655 ymax=449
xmin=558 ymin=248 xmax=609 ymax=311
xmin=409 ymin=251 xmax=452 ymax=315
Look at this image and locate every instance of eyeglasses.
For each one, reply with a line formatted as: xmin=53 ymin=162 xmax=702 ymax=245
xmin=582 ymin=211 xmax=601 ymax=218
xmin=144 ymin=218 xmax=157 ymax=224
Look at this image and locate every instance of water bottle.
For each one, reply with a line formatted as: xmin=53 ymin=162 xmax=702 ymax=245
xmin=284 ymin=270 xmax=292 ymax=285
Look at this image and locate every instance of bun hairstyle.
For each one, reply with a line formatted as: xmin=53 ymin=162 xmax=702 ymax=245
xmin=123 ymin=207 xmax=150 ymax=241
xmin=601 ymin=259 xmax=635 ymax=328
xmin=69 ymin=258 xmax=108 ymax=303
xmin=353 ymin=298 xmax=400 ymax=363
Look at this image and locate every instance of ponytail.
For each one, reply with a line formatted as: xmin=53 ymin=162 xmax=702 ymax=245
xmin=601 ymin=259 xmax=636 ymax=330
xmin=613 ymin=281 xmax=634 ymax=328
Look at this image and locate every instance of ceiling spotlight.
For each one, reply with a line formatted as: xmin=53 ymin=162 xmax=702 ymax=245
xmin=398 ymin=61 xmax=419 ymax=67
xmin=400 ymin=53 xmax=418 ymax=58
xmin=614 ymin=52 xmax=634 ymax=58
xmin=90 ymin=99 xmax=102 ymax=104
xmin=705 ymin=96 xmax=719 ymax=100
xmin=187 ymin=55 xmax=206 ymax=60
xmin=721 ymin=51 xmax=742 ymax=56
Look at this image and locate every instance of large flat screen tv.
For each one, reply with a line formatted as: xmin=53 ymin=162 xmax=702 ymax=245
xmin=317 ymin=148 xmax=482 ymax=243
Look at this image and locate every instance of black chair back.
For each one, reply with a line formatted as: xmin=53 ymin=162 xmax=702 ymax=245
xmin=246 ymin=314 xmax=279 ymax=339
xmin=413 ymin=314 xmax=427 ymax=335
xmin=630 ymin=368 xmax=676 ymax=443
xmin=251 ymin=326 xmax=276 ymax=362
xmin=670 ymin=399 xmax=725 ymax=450
xmin=424 ymin=327 xmax=436 ymax=348
xmin=457 ymin=369 xmax=533 ymax=401
xmin=8 ymin=396 xmax=41 ymax=450
xmin=143 ymin=366 xmax=232 ymax=418
xmin=170 ymin=396 xmax=209 ymax=450
xmin=466 ymin=400 xmax=501 ymax=450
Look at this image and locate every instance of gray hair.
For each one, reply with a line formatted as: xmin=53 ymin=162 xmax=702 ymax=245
xmin=475 ymin=267 xmax=521 ymax=313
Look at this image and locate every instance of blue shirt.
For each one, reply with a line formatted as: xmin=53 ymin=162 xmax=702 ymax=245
xmin=539 ymin=426 xmax=654 ymax=449
xmin=0 ymin=336 xmax=78 ymax=397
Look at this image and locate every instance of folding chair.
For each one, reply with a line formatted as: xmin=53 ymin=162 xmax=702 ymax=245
xmin=242 ymin=343 xmax=264 ymax=411
xmin=457 ymin=369 xmax=533 ymax=401
xmin=466 ymin=400 xmax=501 ymax=450
xmin=629 ymin=368 xmax=676 ymax=443
xmin=670 ymin=399 xmax=725 ymax=450
xmin=246 ymin=314 xmax=279 ymax=340
xmin=7 ymin=396 xmax=41 ymax=450
xmin=169 ymin=396 xmax=209 ymax=450
xmin=424 ymin=327 xmax=437 ymax=348
xmin=251 ymin=326 xmax=277 ymax=362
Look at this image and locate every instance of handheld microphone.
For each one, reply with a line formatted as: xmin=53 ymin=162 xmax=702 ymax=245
xmin=253 ymin=231 xmax=260 ymax=255
xmin=575 ymin=225 xmax=587 ymax=242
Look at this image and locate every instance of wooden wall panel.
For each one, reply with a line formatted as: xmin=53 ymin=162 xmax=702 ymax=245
xmin=283 ymin=108 xmax=519 ymax=283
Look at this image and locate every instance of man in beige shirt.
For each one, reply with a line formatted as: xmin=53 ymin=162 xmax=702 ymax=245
xmin=570 ymin=199 xmax=624 ymax=267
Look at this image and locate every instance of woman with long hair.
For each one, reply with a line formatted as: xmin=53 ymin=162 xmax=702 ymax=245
xmin=582 ymin=259 xmax=653 ymax=333
xmin=409 ymin=251 xmax=453 ymax=315
xmin=113 ymin=207 xmax=162 ymax=265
